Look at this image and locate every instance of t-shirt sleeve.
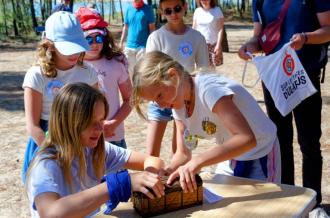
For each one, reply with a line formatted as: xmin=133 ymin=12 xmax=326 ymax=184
xmin=195 ymin=35 xmax=209 ymax=68
xmin=193 ymin=8 xmax=199 ymax=21
xmin=315 ymin=0 xmax=330 ymax=12
xmin=28 ymin=159 xmax=63 ymax=210
xmin=252 ymin=0 xmax=260 ymax=22
xmin=214 ymin=7 xmax=224 ymax=18
xmin=118 ymin=63 xmax=129 ymax=84
xmin=124 ymin=8 xmax=129 ymax=25
xmin=22 ymin=67 xmax=44 ymax=94
xmin=104 ymin=142 xmax=132 ymax=173
xmin=147 ymin=6 xmax=156 ymax=24
xmin=145 ymin=32 xmax=159 ymax=52
xmin=199 ymin=76 xmax=234 ymax=111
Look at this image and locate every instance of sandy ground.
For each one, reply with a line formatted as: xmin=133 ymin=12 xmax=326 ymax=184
xmin=0 ymin=22 xmax=329 ymax=217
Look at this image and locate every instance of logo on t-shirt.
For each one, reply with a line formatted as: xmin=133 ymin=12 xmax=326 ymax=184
xmin=282 ymin=52 xmax=295 ymax=77
xmin=46 ymin=80 xmax=64 ymax=96
xmin=202 ymin=117 xmax=217 ymax=135
xmin=178 ymin=42 xmax=193 ymax=58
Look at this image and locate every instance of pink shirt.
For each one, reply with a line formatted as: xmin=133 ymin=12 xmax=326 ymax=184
xmin=86 ymin=56 xmax=129 ymax=141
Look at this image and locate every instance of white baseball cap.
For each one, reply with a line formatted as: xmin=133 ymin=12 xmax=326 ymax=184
xmin=45 ymin=11 xmax=89 ymax=55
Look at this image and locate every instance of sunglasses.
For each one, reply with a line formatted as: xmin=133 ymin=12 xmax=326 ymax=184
xmin=85 ymin=35 xmax=105 ymax=45
xmin=163 ymin=5 xmax=183 ymax=16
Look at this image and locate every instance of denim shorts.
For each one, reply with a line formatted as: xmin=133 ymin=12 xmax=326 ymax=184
xmin=147 ymin=102 xmax=173 ymax=122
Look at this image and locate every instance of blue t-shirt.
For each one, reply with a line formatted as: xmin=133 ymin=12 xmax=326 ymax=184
xmin=124 ymin=4 xmax=155 ymax=48
xmin=27 ymin=142 xmax=131 ymax=218
xmin=252 ymin=0 xmax=330 ymax=71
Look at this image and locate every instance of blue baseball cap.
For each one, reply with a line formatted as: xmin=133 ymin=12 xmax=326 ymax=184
xmin=45 ymin=11 xmax=90 ymax=55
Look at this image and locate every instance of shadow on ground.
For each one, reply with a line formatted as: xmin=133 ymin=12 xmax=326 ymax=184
xmin=0 ymin=71 xmax=25 ymax=111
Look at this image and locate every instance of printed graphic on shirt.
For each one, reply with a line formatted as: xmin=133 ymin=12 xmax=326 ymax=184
xmin=202 ymin=117 xmax=217 ymax=135
xmin=178 ymin=41 xmax=193 ymax=58
xmin=46 ymin=80 xmax=64 ymax=96
xmin=183 ymin=128 xmax=204 ymax=150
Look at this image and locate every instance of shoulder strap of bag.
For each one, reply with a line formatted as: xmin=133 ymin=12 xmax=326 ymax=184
xmin=278 ymin=0 xmax=291 ymax=22
xmin=257 ymin=0 xmax=291 ymax=27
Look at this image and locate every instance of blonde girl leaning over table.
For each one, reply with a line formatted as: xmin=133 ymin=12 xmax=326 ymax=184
xmin=26 ymin=83 xmax=165 ymax=218
xmin=76 ymin=7 xmax=132 ymax=149
xmin=132 ymin=51 xmax=281 ymax=193
xmin=192 ymin=0 xmax=224 ymax=67
xmin=21 ymin=11 xmax=100 ymax=183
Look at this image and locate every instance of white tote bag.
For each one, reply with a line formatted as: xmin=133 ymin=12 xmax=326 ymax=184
xmin=252 ymin=42 xmax=317 ymax=116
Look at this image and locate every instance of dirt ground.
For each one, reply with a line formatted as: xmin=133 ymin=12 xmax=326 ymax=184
xmin=0 ymin=22 xmax=329 ymax=217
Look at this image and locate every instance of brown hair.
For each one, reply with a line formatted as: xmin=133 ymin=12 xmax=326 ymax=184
xmin=196 ymin=0 xmax=217 ymax=8
xmin=159 ymin=0 xmax=186 ymax=8
xmin=26 ymin=83 xmax=109 ymax=191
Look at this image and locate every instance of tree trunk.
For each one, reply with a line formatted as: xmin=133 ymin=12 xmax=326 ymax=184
xmin=69 ymin=0 xmax=74 ymax=12
xmin=100 ymin=0 xmax=104 ymax=18
xmin=1 ymin=0 xmax=9 ymax=35
xmin=10 ymin=0 xmax=19 ymax=36
xmin=28 ymin=0 xmax=38 ymax=30
xmin=119 ymin=0 xmax=124 ymax=24
xmin=221 ymin=26 xmax=229 ymax=53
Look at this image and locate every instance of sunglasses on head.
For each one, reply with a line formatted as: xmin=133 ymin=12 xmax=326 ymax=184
xmin=163 ymin=5 xmax=183 ymax=16
xmin=85 ymin=35 xmax=105 ymax=45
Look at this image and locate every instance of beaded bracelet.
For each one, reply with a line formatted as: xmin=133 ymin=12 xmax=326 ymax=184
xmin=301 ymin=32 xmax=308 ymax=44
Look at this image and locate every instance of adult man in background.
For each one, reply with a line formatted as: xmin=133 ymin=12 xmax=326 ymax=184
xmin=238 ymin=0 xmax=330 ymax=214
xmin=119 ymin=0 xmax=155 ymax=75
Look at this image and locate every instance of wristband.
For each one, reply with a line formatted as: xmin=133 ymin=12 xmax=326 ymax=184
xmin=101 ymin=169 xmax=131 ymax=214
xmin=301 ymin=32 xmax=308 ymax=44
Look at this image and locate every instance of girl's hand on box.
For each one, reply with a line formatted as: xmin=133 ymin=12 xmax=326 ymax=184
xmin=130 ymin=171 xmax=165 ymax=199
xmin=167 ymin=159 xmax=200 ymax=193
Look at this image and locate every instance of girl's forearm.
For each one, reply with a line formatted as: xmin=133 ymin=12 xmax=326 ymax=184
xmin=194 ymin=134 xmax=256 ymax=169
xmin=37 ymin=183 xmax=109 ymax=218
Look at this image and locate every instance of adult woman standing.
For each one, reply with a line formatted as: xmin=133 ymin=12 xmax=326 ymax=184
xmin=193 ymin=0 xmax=224 ymax=67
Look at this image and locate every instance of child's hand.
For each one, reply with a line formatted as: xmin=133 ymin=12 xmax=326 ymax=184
xmin=144 ymin=156 xmax=165 ymax=174
xmin=167 ymin=160 xmax=200 ymax=193
xmin=103 ymin=120 xmax=117 ymax=138
xmin=130 ymin=171 xmax=165 ymax=199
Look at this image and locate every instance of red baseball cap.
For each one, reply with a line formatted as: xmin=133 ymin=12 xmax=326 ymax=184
xmin=75 ymin=7 xmax=108 ymax=31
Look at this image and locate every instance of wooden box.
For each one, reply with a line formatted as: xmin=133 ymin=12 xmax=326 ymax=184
xmin=132 ymin=174 xmax=203 ymax=217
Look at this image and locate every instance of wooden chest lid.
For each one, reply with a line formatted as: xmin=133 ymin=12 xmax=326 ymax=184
xmin=133 ymin=174 xmax=203 ymax=198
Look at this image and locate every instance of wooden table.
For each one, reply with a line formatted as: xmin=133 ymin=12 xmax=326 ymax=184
xmin=96 ymin=172 xmax=316 ymax=218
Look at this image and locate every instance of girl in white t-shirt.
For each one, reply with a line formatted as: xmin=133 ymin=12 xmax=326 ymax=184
xmin=76 ymin=7 xmax=132 ymax=149
xmin=22 ymin=11 xmax=99 ymax=183
xmin=132 ymin=51 xmax=281 ymax=192
xmin=193 ymin=0 xmax=224 ymax=67
xmin=26 ymin=83 xmax=165 ymax=218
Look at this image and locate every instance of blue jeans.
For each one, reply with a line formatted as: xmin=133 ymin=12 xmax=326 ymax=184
xmin=147 ymin=102 xmax=173 ymax=121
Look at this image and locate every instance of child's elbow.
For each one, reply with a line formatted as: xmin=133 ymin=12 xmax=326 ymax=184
xmin=247 ymin=134 xmax=257 ymax=149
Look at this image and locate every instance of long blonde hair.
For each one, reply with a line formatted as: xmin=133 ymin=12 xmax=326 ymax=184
xmin=26 ymin=83 xmax=109 ymax=191
xmin=131 ymin=51 xmax=189 ymax=119
xmin=37 ymin=39 xmax=84 ymax=78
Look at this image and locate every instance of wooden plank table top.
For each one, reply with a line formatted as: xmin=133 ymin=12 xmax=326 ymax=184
xmin=96 ymin=172 xmax=316 ymax=218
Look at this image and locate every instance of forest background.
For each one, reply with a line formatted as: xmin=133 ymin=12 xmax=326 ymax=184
xmin=0 ymin=0 xmax=329 ymax=217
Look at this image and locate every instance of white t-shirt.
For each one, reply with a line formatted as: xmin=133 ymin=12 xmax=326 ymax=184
xmin=22 ymin=64 xmax=98 ymax=120
xmin=193 ymin=7 xmax=224 ymax=44
xmin=27 ymin=142 xmax=132 ymax=218
xmin=86 ymin=57 xmax=129 ymax=141
xmin=172 ymin=73 xmax=277 ymax=161
xmin=146 ymin=26 xmax=209 ymax=73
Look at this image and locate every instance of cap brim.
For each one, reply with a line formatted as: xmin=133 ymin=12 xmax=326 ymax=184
xmin=84 ymin=29 xmax=106 ymax=37
xmin=54 ymin=40 xmax=90 ymax=56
